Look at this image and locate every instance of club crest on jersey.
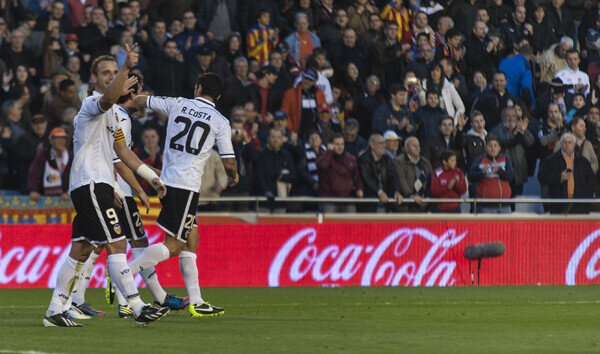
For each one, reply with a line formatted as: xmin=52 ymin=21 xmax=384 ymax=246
xmin=113 ymin=223 xmax=122 ymax=235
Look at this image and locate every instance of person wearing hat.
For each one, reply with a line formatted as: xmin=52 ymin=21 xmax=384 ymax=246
xmin=186 ymin=42 xmax=220 ymax=92
xmin=246 ymin=9 xmax=279 ymax=66
xmin=274 ymin=40 xmax=301 ymax=78
xmin=246 ymin=65 xmax=279 ymax=123
xmin=65 ymin=34 xmax=80 ymax=56
xmin=27 ymin=126 xmax=72 ymax=202
xmin=281 ymin=67 xmax=327 ymax=141
xmin=532 ymin=77 xmax=569 ymax=122
xmin=271 ymin=110 xmax=299 ymax=153
xmin=383 ymin=130 xmax=401 ymax=159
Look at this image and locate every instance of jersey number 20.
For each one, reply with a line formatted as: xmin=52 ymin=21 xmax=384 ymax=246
xmin=169 ymin=116 xmax=210 ymax=155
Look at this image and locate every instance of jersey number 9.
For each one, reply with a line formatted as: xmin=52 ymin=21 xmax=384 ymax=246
xmin=169 ymin=116 xmax=210 ymax=155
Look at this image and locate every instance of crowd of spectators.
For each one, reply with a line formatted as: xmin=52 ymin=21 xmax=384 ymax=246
xmin=1 ymin=0 xmax=600 ymax=213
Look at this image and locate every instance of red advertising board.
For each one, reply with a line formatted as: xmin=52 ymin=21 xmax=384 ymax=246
xmin=1 ymin=221 xmax=600 ymax=288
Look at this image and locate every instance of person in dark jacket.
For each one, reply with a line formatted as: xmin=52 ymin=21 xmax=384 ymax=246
xmin=27 ymin=127 xmax=71 ymax=202
xmin=358 ymin=134 xmax=403 ymax=212
xmin=372 ymin=83 xmax=414 ymax=138
xmin=539 ymin=132 xmax=598 ymax=214
xmin=415 ymin=90 xmax=446 ymax=147
xmin=474 ymin=71 xmax=517 ymax=131
xmin=464 ymin=21 xmax=501 ymax=81
xmin=255 ymin=128 xmax=298 ymax=211
xmin=317 ymin=133 xmax=364 ymax=213
xmin=424 ymin=115 xmax=467 ymax=171
xmin=468 ymin=135 xmax=514 ymax=213
xmin=457 ymin=110 xmax=487 ymax=170
xmin=245 ymin=65 xmax=279 ymax=122
xmin=343 ymin=118 xmax=368 ymax=158
xmin=394 ymin=136 xmax=433 ymax=212
xmin=148 ymin=39 xmax=187 ymax=97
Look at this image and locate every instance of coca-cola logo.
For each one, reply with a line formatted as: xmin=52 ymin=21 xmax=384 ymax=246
xmin=268 ymin=227 xmax=467 ymax=287
xmin=565 ymin=229 xmax=600 ymax=285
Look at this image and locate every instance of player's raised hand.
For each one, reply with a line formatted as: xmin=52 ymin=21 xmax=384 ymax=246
xmin=123 ymin=43 xmax=139 ymax=70
xmin=138 ymin=191 xmax=151 ymax=213
xmin=152 ymin=177 xmax=167 ymax=198
xmin=121 ymin=75 xmax=138 ymax=96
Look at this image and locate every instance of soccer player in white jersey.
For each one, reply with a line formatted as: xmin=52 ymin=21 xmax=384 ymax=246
xmin=108 ymin=72 xmax=189 ymax=317
xmin=127 ymin=72 xmax=238 ymax=316
xmin=43 ymin=45 xmax=170 ymax=327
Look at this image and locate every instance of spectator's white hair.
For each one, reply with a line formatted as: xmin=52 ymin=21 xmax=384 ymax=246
xmin=366 ymin=75 xmax=380 ymax=86
xmin=559 ymin=36 xmax=574 ymax=48
xmin=233 ymin=56 xmax=248 ymax=68
xmin=404 ymin=136 xmax=419 ymax=149
xmin=560 ymin=132 xmax=576 ymax=144
xmin=295 ymin=12 xmax=308 ymax=23
xmin=368 ymin=133 xmax=383 ymax=145
xmin=345 ymin=118 xmax=360 ymax=131
xmin=437 ymin=16 xmax=454 ymax=29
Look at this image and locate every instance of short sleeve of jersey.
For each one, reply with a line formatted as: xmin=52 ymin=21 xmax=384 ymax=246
xmin=215 ymin=121 xmax=235 ymax=159
xmin=147 ymin=96 xmax=180 ymax=116
xmin=80 ymin=95 xmax=105 ymax=119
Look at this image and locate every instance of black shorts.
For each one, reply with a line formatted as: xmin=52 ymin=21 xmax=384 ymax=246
xmin=71 ymin=182 xmax=125 ymax=245
xmin=118 ymin=196 xmax=146 ymax=241
xmin=156 ymin=186 xmax=198 ymax=242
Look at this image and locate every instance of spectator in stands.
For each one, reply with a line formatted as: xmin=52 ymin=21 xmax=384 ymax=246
xmin=316 ymin=103 xmax=336 ymax=145
xmin=27 ymin=126 xmax=71 ymax=202
xmin=358 ymin=133 xmax=402 ymax=212
xmin=456 ymin=110 xmax=487 ymax=170
xmin=2 ymin=29 xmax=37 ymax=75
xmin=317 ymin=132 xmax=363 ymax=212
xmin=220 ymin=56 xmax=250 ymax=115
xmin=430 ymin=150 xmax=467 ymax=212
xmin=468 ymin=135 xmax=514 ymax=213
xmin=395 ymin=136 xmax=432 ymax=211
xmin=246 ymin=9 xmax=278 ymax=66
xmin=78 ymin=7 xmax=110 ymax=59
xmin=424 ymin=115 xmax=466 ymax=170
xmin=491 ymin=107 xmax=534 ymax=198
xmin=285 ymin=13 xmax=321 ymax=64
xmin=256 ymin=128 xmax=297 ymax=203
xmin=269 ymin=110 xmax=299 ymax=155
xmin=474 ymin=71 xmax=516 ymax=131
xmin=318 ymin=9 xmax=349 ymax=64
xmin=540 ymin=36 xmax=573 ymax=83
xmin=281 ymin=68 xmax=327 ymax=141
xmin=246 ymin=65 xmax=279 ymax=124
xmin=221 ymin=119 xmax=258 ymax=211
xmin=498 ymin=45 xmax=534 ymax=105
xmin=370 ymin=21 xmax=408 ymax=88
xmin=401 ymin=11 xmax=441 ymax=50
xmin=148 ymin=39 xmax=186 ymax=97
xmin=418 ymin=63 xmax=464 ymax=121
xmin=372 ymin=83 xmax=413 ymax=137
xmin=499 ymin=5 xmax=530 ymax=52
xmin=538 ymin=102 xmax=567 ymax=159
xmin=133 ymin=126 xmax=162 ymax=196
xmin=383 ymin=130 xmax=400 ymax=159
xmin=139 ymin=19 xmax=168 ymax=61
xmin=42 ymin=78 xmax=80 ymax=128
xmin=9 ymin=113 xmax=49 ymax=193
xmin=555 ymin=49 xmax=590 ymax=95
xmin=347 ymin=0 xmax=379 ymax=34
xmin=380 ymin=0 xmax=414 ymax=41
xmin=539 ymin=133 xmax=597 ymax=213
xmin=415 ymin=90 xmax=445 ymax=147
xmin=173 ymin=10 xmax=206 ymax=54
xmin=196 ymin=0 xmax=239 ymax=42
xmin=343 ymin=118 xmax=367 ymax=158
xmin=554 ymin=117 xmax=599 ymax=174
xmin=198 ymin=149 xmax=228 ymax=211
xmin=465 ymin=21 xmax=500 ymax=82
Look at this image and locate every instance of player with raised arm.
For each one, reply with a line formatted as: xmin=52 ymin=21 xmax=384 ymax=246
xmin=127 ymin=72 xmax=238 ymax=317
xmin=108 ymin=72 xmax=189 ymax=317
xmin=43 ymin=45 xmax=170 ymax=327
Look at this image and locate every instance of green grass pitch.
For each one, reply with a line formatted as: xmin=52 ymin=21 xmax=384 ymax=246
xmin=1 ymin=286 xmax=600 ymax=353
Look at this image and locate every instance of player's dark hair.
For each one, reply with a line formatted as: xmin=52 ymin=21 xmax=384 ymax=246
xmin=195 ymin=72 xmax=223 ymax=100
xmin=117 ymin=72 xmax=141 ymax=104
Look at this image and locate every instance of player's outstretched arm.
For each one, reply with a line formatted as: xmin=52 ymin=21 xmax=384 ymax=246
xmin=114 ymin=139 xmax=166 ymax=198
xmin=222 ymin=158 xmax=239 ymax=187
xmin=114 ymin=161 xmax=151 ymax=213
xmin=99 ymin=43 xmax=139 ymax=111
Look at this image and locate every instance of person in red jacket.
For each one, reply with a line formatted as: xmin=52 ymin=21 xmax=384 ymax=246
xmin=430 ymin=150 xmax=467 ymax=212
xmin=468 ymin=135 xmax=515 ymax=213
xmin=317 ymin=133 xmax=364 ymax=212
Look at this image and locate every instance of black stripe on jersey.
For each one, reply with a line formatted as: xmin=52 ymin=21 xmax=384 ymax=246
xmin=195 ymin=97 xmax=215 ymax=107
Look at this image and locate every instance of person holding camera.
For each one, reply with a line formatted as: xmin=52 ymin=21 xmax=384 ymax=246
xmin=539 ymin=132 xmax=597 ymax=213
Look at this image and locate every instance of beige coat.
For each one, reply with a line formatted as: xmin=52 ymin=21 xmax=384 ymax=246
xmin=554 ymin=138 xmax=599 ymax=174
xmin=199 ymin=149 xmax=229 ymax=205
xmin=540 ymin=44 xmax=567 ymax=83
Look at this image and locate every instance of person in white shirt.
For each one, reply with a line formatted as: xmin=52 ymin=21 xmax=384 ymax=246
xmin=126 ymin=72 xmax=239 ymax=317
xmin=555 ymin=49 xmax=590 ymax=95
xmin=43 ymin=45 xmax=170 ymax=328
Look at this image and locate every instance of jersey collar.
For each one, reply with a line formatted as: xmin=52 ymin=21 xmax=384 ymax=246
xmin=195 ymin=96 xmax=215 ymax=107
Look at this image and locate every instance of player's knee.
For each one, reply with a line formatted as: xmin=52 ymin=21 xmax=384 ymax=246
xmin=69 ymin=241 xmax=95 ymax=262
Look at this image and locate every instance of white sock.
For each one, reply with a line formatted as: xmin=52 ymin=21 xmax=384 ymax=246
xmin=114 ymin=282 xmax=128 ymax=306
xmin=107 ymin=253 xmax=144 ymax=316
xmin=128 ymin=243 xmax=170 ymax=275
xmin=47 ymin=257 xmax=84 ymax=316
xmin=132 ymin=247 xmax=167 ymax=304
xmin=180 ymin=251 xmax=203 ymax=305
xmin=72 ymin=251 xmax=99 ymax=306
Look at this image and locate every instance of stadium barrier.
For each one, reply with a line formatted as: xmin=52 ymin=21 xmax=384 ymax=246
xmin=1 ymin=219 xmax=600 ymax=288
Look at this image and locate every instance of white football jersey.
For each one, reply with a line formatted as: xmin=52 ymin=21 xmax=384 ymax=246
xmin=147 ymin=96 xmax=234 ymax=192
xmin=112 ymin=105 xmax=133 ymax=197
xmin=69 ymin=93 xmax=122 ymax=192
